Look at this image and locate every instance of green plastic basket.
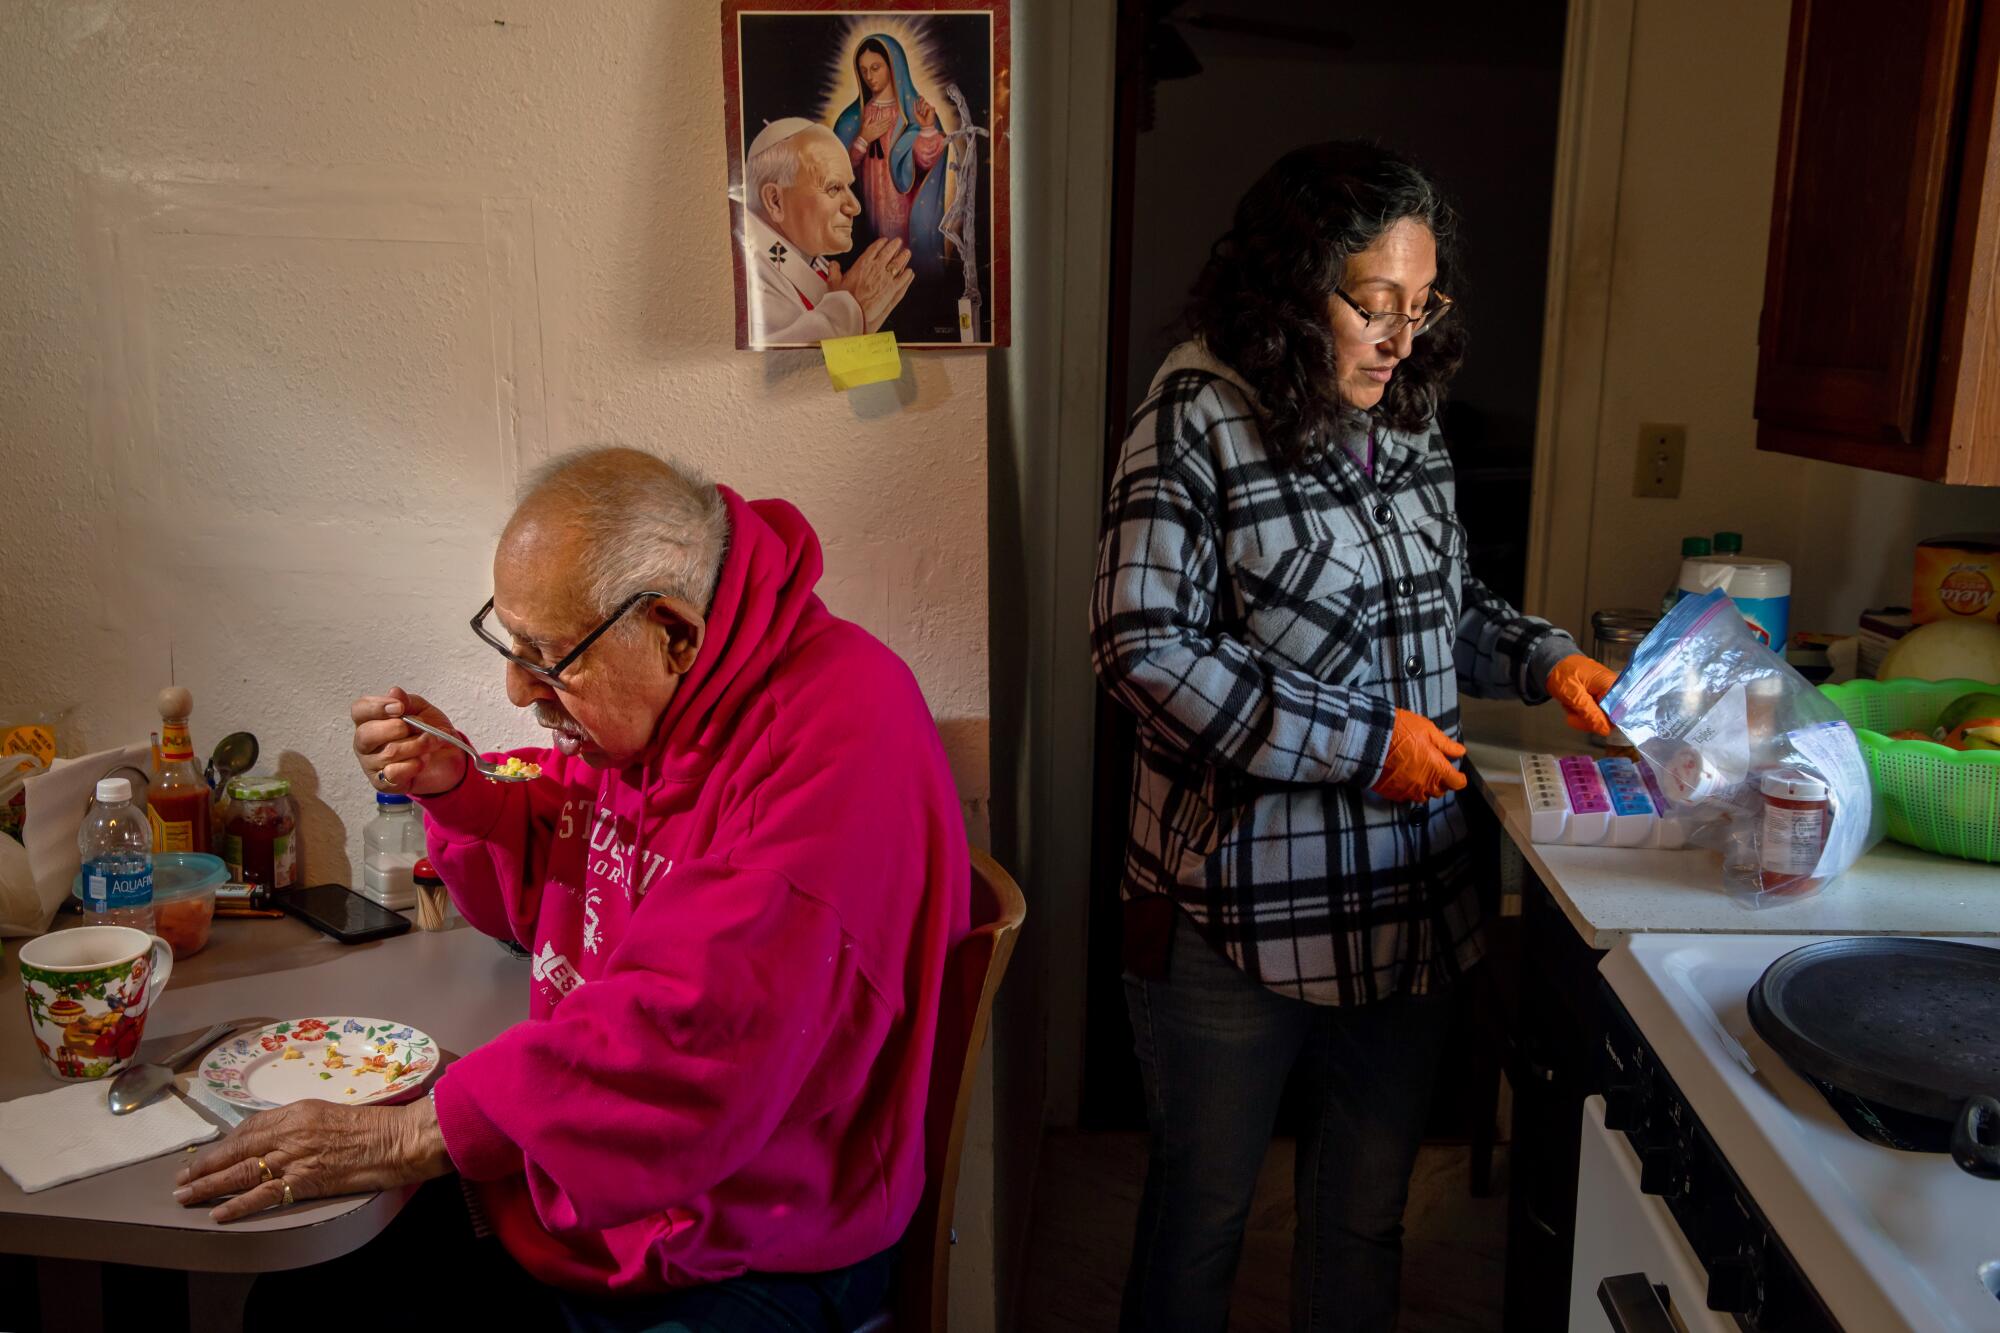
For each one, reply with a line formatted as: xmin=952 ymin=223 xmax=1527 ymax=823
xmin=1817 ymin=678 xmax=2000 ymax=863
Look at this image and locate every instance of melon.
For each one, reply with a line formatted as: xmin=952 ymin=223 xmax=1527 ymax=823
xmin=1877 ymin=619 xmax=2000 ymax=684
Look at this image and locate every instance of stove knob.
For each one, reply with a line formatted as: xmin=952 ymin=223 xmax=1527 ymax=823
xmin=1705 ymin=1253 xmax=1760 ymax=1314
xmin=1638 ymin=1145 xmax=1685 ymax=1197
xmin=1603 ymin=1078 xmax=1645 ymax=1131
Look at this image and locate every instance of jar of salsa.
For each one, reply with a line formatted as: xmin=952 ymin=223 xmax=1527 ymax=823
xmin=224 ymin=775 xmax=298 ymax=892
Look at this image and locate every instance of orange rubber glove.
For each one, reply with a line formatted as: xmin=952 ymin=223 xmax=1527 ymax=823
xmin=1370 ymin=709 xmax=1468 ymax=804
xmin=1547 ymin=653 xmax=1618 ymax=735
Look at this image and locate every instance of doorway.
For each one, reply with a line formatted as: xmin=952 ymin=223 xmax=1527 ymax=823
xmin=1081 ymin=0 xmax=1572 ymax=1129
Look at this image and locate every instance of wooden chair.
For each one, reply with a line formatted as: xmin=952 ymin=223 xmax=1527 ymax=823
xmin=855 ymin=849 xmax=1027 ymax=1333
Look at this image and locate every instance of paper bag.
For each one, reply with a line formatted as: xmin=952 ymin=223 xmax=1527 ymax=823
xmin=0 ymin=744 xmax=151 ymax=937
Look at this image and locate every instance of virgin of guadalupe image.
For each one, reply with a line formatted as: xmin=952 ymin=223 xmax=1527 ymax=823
xmin=835 ymin=35 xmax=950 ymax=298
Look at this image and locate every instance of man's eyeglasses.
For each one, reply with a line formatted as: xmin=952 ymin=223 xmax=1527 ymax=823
xmin=470 ymin=590 xmax=668 ymax=689
xmin=1332 ymin=289 xmax=1454 ymax=343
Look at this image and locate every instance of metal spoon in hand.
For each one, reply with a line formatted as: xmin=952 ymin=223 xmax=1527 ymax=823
xmin=396 ymin=715 xmax=542 ymax=783
xmin=107 ymin=1021 xmax=239 ymax=1115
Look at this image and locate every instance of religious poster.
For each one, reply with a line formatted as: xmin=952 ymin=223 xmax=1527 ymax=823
xmin=721 ymin=0 xmax=1010 ymax=350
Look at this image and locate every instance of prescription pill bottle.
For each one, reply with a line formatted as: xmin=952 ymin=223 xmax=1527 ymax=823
xmin=1759 ymin=769 xmax=1829 ymax=896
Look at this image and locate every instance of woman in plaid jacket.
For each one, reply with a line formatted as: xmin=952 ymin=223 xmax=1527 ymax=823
xmin=1090 ymin=142 xmax=1616 ymax=1333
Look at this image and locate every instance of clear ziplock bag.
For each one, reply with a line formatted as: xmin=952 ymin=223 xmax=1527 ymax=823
xmin=1601 ymin=589 xmax=1882 ymax=907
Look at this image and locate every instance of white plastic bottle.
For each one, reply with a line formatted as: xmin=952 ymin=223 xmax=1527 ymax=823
xmin=78 ymin=777 xmax=155 ymax=931
xmin=360 ymin=792 xmax=425 ymax=910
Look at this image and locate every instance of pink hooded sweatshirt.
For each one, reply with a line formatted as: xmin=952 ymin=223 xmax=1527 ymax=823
xmin=418 ymin=488 xmax=970 ymax=1293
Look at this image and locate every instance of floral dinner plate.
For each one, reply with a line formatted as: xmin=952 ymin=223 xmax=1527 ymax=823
xmin=196 ymin=1016 xmax=439 ymax=1113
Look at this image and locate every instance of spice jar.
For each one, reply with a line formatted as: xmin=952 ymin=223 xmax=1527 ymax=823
xmin=224 ymin=775 xmax=299 ymax=892
xmin=1589 ymin=609 xmax=1659 ymax=754
xmin=1759 ymin=769 xmax=1830 ymax=896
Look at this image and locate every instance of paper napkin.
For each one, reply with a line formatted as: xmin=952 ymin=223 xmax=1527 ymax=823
xmin=0 ymin=1080 xmax=220 ymax=1193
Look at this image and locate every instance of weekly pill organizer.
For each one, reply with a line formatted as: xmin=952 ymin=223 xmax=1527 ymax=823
xmin=1519 ymin=753 xmax=1687 ymax=848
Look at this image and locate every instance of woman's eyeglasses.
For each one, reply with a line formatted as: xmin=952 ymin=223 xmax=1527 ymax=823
xmin=1333 ymin=289 xmax=1454 ymax=343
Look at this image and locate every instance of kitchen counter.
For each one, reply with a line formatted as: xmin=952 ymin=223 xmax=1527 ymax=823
xmin=1460 ymin=697 xmax=2000 ymax=949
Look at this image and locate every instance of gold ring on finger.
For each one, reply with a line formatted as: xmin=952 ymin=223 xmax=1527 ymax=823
xmin=256 ymin=1158 xmax=272 ymax=1183
xmin=281 ymin=1180 xmax=294 ymax=1208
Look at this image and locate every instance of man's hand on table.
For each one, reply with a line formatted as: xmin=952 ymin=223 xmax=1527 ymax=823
xmin=352 ymin=686 xmax=467 ymax=797
xmin=174 ymin=1097 xmax=452 ymax=1223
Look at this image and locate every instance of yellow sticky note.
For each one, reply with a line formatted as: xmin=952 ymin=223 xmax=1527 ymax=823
xmin=821 ymin=332 xmax=901 ymax=391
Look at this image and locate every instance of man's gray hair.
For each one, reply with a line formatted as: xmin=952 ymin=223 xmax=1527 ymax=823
xmin=517 ymin=447 xmax=730 ymax=620
xmin=746 ymin=123 xmax=841 ymax=217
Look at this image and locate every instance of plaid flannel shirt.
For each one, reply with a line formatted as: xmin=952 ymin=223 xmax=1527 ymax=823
xmin=1091 ymin=342 xmax=1575 ymax=1005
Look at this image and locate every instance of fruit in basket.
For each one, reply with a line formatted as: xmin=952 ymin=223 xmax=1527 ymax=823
xmin=1934 ymin=691 xmax=2000 ymax=750
xmin=1889 ymin=729 xmax=1936 ymax=742
xmin=1877 ymin=619 xmax=2000 ymax=683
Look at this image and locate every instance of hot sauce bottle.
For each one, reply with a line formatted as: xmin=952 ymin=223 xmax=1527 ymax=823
xmin=149 ymin=686 xmax=212 ymax=854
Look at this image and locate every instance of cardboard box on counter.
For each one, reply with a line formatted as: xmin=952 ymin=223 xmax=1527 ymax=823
xmin=1858 ymin=607 xmax=1915 ymax=679
xmin=1913 ymin=534 xmax=2000 ymax=625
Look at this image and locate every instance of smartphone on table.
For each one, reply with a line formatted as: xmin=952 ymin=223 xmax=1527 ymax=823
xmin=282 ymin=883 xmax=412 ymax=945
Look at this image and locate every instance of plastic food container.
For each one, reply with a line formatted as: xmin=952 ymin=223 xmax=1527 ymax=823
xmin=73 ymin=852 xmax=227 ymax=959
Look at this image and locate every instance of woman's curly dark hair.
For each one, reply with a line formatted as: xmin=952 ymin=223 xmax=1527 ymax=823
xmin=1188 ymin=140 xmax=1467 ymax=465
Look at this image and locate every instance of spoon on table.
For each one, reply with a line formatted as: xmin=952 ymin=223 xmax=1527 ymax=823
xmin=396 ymin=715 xmax=542 ymax=783
xmin=107 ymin=1021 xmax=239 ymax=1115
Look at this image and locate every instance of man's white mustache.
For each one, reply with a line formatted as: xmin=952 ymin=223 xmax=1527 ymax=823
xmin=532 ymin=703 xmax=585 ymax=736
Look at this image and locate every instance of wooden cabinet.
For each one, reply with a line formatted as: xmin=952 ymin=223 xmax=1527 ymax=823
xmin=1756 ymin=0 xmax=2000 ymax=485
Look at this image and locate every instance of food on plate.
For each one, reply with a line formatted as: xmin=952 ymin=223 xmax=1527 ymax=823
xmin=1935 ymin=691 xmax=2000 ymax=751
xmin=495 ymin=756 xmax=541 ymax=780
xmin=282 ymin=1046 xmax=303 ymax=1060
xmin=1876 ymin=618 xmax=2000 ymax=683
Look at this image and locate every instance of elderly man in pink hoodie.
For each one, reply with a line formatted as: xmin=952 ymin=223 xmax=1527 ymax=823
xmin=177 ymin=448 xmax=971 ymax=1331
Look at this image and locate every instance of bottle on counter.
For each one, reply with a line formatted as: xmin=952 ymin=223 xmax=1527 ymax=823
xmin=223 ymin=775 xmax=299 ymax=893
xmin=360 ymin=792 xmax=425 ymax=910
xmin=79 ymin=777 xmax=155 ymax=931
xmin=1759 ymin=769 xmax=1830 ymax=896
xmin=1713 ymin=530 xmax=1744 ymax=556
xmin=1663 ymin=536 xmax=1712 ymax=615
xmin=148 ymin=687 xmax=212 ymax=854
xmin=1678 ymin=553 xmax=1793 ymax=652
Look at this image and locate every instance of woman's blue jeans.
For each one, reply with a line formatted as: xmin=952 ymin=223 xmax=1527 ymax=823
xmin=1120 ymin=921 xmax=1454 ymax=1333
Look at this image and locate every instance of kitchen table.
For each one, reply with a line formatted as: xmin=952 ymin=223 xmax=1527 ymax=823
xmin=0 ymin=912 xmax=527 ymax=1332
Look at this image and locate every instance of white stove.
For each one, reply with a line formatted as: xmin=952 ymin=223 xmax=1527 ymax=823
xmin=1576 ymin=932 xmax=2000 ymax=1332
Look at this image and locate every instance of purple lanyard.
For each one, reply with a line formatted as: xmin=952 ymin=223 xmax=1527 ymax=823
xmin=1358 ymin=426 xmax=1377 ymax=478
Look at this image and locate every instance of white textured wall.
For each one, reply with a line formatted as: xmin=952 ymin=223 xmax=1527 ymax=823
xmin=1582 ymin=0 xmax=2000 ymax=634
xmin=0 ymin=0 xmax=990 ymax=882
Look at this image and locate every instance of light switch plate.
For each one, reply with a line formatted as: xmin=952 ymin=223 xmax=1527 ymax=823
xmin=1632 ymin=423 xmax=1686 ymax=498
